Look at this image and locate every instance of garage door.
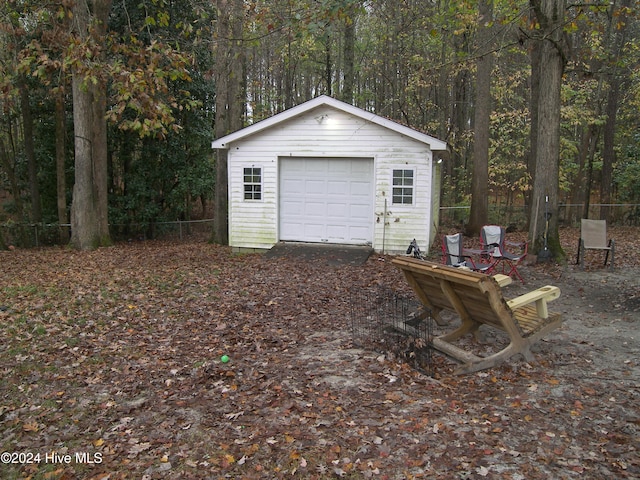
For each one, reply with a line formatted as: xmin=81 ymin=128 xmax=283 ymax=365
xmin=279 ymin=157 xmax=374 ymax=245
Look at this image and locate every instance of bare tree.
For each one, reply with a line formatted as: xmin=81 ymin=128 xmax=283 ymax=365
xmin=55 ymin=87 xmax=70 ymax=243
xmin=528 ymin=0 xmax=567 ymax=259
xmin=600 ymin=0 xmax=632 ymax=221
xmin=341 ymin=4 xmax=357 ymax=104
xmin=466 ymin=0 xmax=494 ymax=236
xmin=213 ymin=0 xmax=245 ymax=245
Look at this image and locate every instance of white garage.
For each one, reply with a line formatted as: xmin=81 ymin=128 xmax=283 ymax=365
xmin=211 ymin=95 xmax=447 ymax=254
xmin=279 ymin=157 xmax=374 ymax=245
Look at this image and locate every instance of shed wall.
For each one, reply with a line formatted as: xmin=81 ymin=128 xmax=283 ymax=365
xmin=227 ymin=106 xmax=435 ymax=253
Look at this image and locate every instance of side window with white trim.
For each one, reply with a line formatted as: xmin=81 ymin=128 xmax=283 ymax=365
xmin=243 ymin=167 xmax=262 ymax=200
xmin=392 ymin=169 xmax=414 ymax=205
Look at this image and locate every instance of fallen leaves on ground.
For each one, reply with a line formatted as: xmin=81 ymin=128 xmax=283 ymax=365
xmin=0 ymin=227 xmax=638 ymax=479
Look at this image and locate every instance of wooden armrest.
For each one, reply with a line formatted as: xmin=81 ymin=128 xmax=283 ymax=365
xmin=507 ymin=285 xmax=560 ymax=319
xmin=492 ymin=274 xmax=512 ymax=287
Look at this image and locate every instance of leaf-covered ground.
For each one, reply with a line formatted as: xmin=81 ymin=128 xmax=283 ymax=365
xmin=0 ymin=227 xmax=638 ymax=479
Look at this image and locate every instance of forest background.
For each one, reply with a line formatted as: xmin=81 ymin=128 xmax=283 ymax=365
xmin=0 ymin=0 xmax=639 ymax=252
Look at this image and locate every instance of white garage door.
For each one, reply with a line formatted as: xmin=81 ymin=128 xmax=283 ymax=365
xmin=279 ymin=157 xmax=374 ymax=245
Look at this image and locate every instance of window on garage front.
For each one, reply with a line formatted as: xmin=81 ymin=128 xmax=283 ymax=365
xmin=392 ymin=169 xmax=414 ymax=205
xmin=243 ymin=167 xmax=262 ymax=200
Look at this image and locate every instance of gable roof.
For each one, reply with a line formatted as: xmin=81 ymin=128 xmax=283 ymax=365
xmin=211 ymin=95 xmax=448 ymax=151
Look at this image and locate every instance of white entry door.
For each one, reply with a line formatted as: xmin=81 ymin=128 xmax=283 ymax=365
xmin=279 ymin=157 xmax=374 ymax=244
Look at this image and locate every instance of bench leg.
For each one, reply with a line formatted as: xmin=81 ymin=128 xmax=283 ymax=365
xmin=439 ymin=318 xmax=480 ymax=343
xmin=520 ymin=346 xmax=535 ymax=363
xmin=454 ymin=341 xmax=530 ymax=375
xmin=432 ymin=309 xmax=447 ymax=326
xmin=576 ymin=238 xmax=581 ymax=266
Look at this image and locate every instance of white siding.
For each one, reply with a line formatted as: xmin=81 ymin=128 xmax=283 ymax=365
xmin=227 ymin=106 xmax=435 ymax=253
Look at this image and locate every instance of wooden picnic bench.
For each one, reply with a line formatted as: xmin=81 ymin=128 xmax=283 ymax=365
xmin=392 ymin=257 xmax=562 ymax=374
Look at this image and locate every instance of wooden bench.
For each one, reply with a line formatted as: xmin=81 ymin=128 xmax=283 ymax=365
xmin=392 ymin=257 xmax=562 ymax=375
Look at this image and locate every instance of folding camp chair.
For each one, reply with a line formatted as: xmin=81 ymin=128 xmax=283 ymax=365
xmin=576 ymin=219 xmax=614 ymax=270
xmin=442 ymin=233 xmax=494 ymax=273
xmin=480 ymin=225 xmax=528 ymax=283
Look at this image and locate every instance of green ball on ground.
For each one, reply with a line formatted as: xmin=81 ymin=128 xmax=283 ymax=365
xmin=220 ymin=355 xmax=230 ymax=363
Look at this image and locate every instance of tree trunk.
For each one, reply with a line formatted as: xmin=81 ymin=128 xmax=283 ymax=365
xmin=453 ymin=69 xmax=471 ymax=206
xmin=601 ymin=76 xmax=619 ymax=222
xmin=601 ymin=0 xmax=631 ymax=222
xmin=213 ymin=0 xmax=230 ymax=246
xmin=229 ymin=0 xmax=245 ymax=130
xmin=529 ymin=0 xmax=566 ymax=260
xmin=584 ymin=123 xmax=601 ymax=220
xmin=325 ymin=39 xmax=332 ymax=97
xmin=69 ymin=0 xmax=113 ymax=250
xmin=569 ymin=124 xmax=595 ymax=222
xmin=90 ymin=0 xmax=111 ymax=244
xmin=55 ymin=88 xmax=70 ymax=243
xmin=526 ymin=2 xmax=540 ymax=228
xmin=213 ymin=148 xmax=229 ymax=245
xmin=213 ymin=0 xmax=244 ymax=246
xmin=466 ymin=0 xmax=493 ymax=236
xmin=0 ymin=137 xmax=23 ymax=221
xmin=70 ymin=70 xmax=100 ymax=249
xmin=19 ymin=78 xmax=42 ymax=223
xmin=342 ymin=10 xmax=356 ymax=104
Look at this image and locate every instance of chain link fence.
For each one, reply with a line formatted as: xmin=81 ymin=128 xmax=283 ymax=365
xmin=439 ymin=204 xmax=640 ymax=229
xmin=0 ymin=219 xmax=215 ymax=248
xmin=2 ymin=203 xmax=639 ymax=248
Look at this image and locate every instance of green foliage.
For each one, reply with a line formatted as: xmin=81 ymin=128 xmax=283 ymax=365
xmin=615 ymin=135 xmax=640 ymax=203
xmin=108 ymin=89 xmax=215 ymax=237
xmin=0 ymin=0 xmax=216 ymax=242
